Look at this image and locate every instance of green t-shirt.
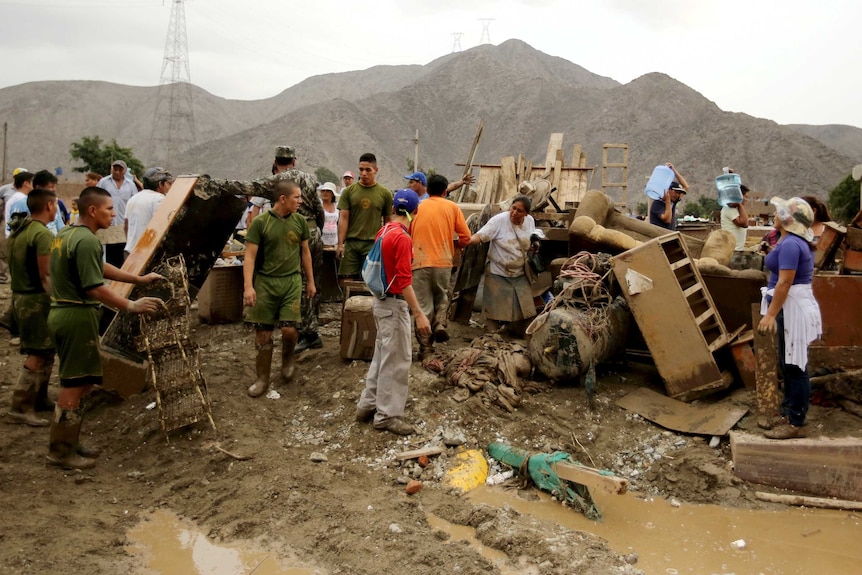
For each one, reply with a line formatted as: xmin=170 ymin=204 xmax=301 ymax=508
xmin=245 ymin=210 xmax=310 ymax=277
xmin=49 ymin=225 xmax=105 ymax=306
xmin=336 ymin=182 xmax=393 ymax=241
xmin=8 ymin=219 xmax=53 ymax=294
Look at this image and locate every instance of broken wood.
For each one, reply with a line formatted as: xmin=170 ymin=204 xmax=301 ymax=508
xmin=453 ymin=119 xmax=483 ymax=203
xmin=730 ymin=431 xmax=862 ymax=502
xmin=616 ymin=387 xmax=748 ymax=436
xmin=550 ymin=461 xmax=628 ymax=496
xmin=752 ymin=303 xmax=781 ymax=415
xmin=203 ymin=441 xmax=253 ymax=461
xmin=395 ymin=446 xmax=445 ymax=461
xmin=810 ymin=369 xmax=862 ymax=388
xmin=755 ymin=491 xmax=862 ymax=511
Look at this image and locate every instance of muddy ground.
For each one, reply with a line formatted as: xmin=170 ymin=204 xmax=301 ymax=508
xmin=1 ymin=282 xmax=860 ymax=575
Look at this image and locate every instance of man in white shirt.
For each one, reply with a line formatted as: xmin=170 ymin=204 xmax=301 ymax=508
xmin=97 ymin=160 xmax=138 ymax=266
xmin=720 ymin=184 xmax=750 ymax=251
xmin=124 ymin=167 xmax=174 ymax=257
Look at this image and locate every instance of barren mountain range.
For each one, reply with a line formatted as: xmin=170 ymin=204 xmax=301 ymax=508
xmin=2 ymin=39 xmax=860 ymax=204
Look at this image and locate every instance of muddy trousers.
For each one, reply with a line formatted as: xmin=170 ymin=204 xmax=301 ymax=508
xmin=777 ymin=311 xmax=810 ymax=426
xmin=358 ymin=297 xmax=412 ymax=425
xmin=412 ymin=267 xmax=451 ymax=351
xmin=299 ymin=227 xmax=323 ymax=339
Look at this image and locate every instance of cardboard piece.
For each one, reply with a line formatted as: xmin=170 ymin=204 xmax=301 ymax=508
xmin=616 ymin=387 xmax=748 ymax=436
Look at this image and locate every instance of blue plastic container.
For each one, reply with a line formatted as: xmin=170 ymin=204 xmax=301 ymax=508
xmin=645 ymin=165 xmax=674 ymax=201
xmin=715 ymin=173 xmax=743 ymax=207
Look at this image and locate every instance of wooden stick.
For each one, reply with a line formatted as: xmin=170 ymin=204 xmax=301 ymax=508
xmin=755 ymin=491 xmax=862 ymax=511
xmin=204 ymin=441 xmax=253 ymax=461
xmin=395 ymin=446 xmax=445 ymax=461
xmin=454 ymin=119 xmax=483 ymax=203
xmin=550 ymin=461 xmax=628 ymax=495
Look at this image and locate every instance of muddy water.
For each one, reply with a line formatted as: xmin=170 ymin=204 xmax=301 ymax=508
xmin=469 ymin=487 xmax=862 ymax=575
xmin=426 ymin=512 xmax=528 ymax=575
xmin=126 ymin=510 xmax=317 ymax=575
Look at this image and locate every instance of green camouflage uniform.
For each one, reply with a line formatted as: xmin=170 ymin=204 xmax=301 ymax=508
xmin=213 ymin=170 xmax=324 ymax=336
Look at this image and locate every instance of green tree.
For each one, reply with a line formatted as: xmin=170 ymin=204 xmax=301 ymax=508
xmin=69 ymin=136 xmax=144 ymax=177
xmin=314 ymin=166 xmax=339 ymax=186
xmin=635 ymin=202 xmax=648 ymax=216
xmin=683 ymin=195 xmax=721 ymax=220
xmin=828 ymin=173 xmax=860 ymax=224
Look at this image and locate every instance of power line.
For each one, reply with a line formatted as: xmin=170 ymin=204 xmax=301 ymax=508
xmin=150 ymin=0 xmax=196 ymax=165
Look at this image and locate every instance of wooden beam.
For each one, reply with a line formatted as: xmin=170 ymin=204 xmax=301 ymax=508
xmin=543 ymin=133 xmax=564 ymax=177
xmin=730 ymin=431 xmax=862 ymax=501
xmin=454 ymin=119 xmax=483 ymax=203
xmin=752 ymin=304 xmax=781 ymax=415
xmin=550 ymin=461 xmax=629 ymax=495
xmin=755 ymin=491 xmax=862 ymax=511
xmin=396 ymin=446 xmax=445 ymax=461
xmin=499 ymin=156 xmax=517 ymax=201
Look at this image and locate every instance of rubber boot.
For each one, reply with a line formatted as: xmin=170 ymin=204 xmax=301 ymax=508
xmin=281 ymin=339 xmax=297 ymax=383
xmin=417 ymin=333 xmax=434 ymax=362
xmin=35 ymin=359 xmax=56 ymax=413
xmin=247 ymin=342 xmax=273 ymax=398
xmin=6 ymin=367 xmax=49 ymax=427
xmin=46 ymin=406 xmax=96 ymax=470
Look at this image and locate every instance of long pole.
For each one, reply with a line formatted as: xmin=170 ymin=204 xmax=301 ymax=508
xmin=413 ymin=129 xmax=419 ymax=172
xmin=2 ymin=122 xmax=7 ymax=182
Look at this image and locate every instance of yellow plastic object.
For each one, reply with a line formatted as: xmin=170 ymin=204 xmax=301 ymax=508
xmin=444 ymin=449 xmax=489 ymax=492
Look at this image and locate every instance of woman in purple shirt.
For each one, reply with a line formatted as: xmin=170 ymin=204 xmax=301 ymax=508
xmin=757 ymin=197 xmax=822 ymax=439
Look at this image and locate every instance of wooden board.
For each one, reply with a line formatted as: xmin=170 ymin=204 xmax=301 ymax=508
xmin=730 ymin=431 xmax=862 ymax=501
xmin=499 ymin=156 xmax=517 ymax=201
xmin=550 ymin=461 xmax=628 ymax=495
xmin=616 ymin=387 xmax=748 ymax=436
xmin=752 ymin=304 xmax=781 ymax=415
xmin=543 ymin=133 xmax=564 ymax=177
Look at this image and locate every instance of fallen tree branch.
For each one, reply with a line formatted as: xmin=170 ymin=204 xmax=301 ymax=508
xmin=755 ymin=491 xmax=862 ymax=511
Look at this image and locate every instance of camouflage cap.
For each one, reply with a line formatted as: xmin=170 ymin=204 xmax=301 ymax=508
xmin=275 ymin=145 xmax=296 ymax=160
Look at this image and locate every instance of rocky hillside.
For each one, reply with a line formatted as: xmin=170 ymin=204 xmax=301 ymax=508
xmin=1 ymin=39 xmax=858 ymax=202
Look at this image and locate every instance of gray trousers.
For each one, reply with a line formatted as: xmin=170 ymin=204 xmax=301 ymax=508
xmin=358 ymin=297 xmax=412 ymax=423
xmin=412 ymin=267 xmax=452 ymax=330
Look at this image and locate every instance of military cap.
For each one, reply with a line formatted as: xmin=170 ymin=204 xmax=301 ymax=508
xmin=274 ymin=145 xmax=296 ymax=160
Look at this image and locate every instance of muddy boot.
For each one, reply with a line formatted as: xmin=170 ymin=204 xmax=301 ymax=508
xmin=281 ymin=340 xmax=297 ymax=383
xmin=46 ymin=407 xmax=96 ymax=470
xmin=418 ymin=333 xmax=434 ymax=362
xmin=433 ymin=322 xmax=450 ymax=343
xmin=247 ymin=342 xmax=273 ymax=398
xmin=35 ymin=360 xmax=56 ymax=413
xmin=6 ymin=367 xmax=49 ymax=427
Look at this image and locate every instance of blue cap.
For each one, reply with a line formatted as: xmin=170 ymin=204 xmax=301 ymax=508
xmin=403 ymin=171 xmax=427 ymax=187
xmin=393 ymin=188 xmax=420 ymax=215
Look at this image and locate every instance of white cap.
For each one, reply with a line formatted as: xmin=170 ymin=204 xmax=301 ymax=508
xmin=317 ymin=182 xmax=337 ymax=194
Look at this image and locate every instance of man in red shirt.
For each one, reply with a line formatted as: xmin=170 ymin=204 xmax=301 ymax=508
xmin=355 ymin=189 xmax=431 ymax=435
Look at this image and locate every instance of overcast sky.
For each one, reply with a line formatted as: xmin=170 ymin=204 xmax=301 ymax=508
xmin=2 ymin=0 xmax=860 ymax=129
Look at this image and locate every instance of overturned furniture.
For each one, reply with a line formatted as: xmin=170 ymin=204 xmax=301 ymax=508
xmin=100 ymin=176 xmax=247 ymax=399
xmin=611 ymin=233 xmax=735 ymax=400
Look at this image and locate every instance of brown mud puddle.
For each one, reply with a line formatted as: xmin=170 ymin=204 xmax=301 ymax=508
xmin=127 ymin=510 xmax=320 ymax=575
xmin=468 ymin=486 xmax=862 ymax=574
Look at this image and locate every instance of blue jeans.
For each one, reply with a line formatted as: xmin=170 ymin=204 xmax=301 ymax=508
xmin=777 ymin=311 xmax=810 ymax=426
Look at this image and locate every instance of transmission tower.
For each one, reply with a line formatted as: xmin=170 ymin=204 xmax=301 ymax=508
xmin=479 ymin=18 xmax=494 ymax=44
xmin=451 ymin=32 xmax=463 ymax=53
xmin=150 ymin=0 xmax=196 ymax=165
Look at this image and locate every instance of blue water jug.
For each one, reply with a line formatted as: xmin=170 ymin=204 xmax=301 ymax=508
xmin=645 ymin=165 xmax=674 ymax=201
xmin=715 ymin=173 xmax=743 ymax=207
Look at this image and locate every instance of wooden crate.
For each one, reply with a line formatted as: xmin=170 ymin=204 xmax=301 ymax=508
xmin=611 ymin=233 xmax=730 ymax=400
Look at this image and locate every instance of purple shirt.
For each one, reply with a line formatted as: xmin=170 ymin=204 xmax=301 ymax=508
xmin=765 ymin=233 xmax=813 ymax=289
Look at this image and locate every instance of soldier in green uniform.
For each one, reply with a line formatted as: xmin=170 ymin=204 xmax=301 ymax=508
xmin=213 ymin=146 xmax=326 ymax=352
xmin=47 ymin=187 xmax=163 ymax=470
xmin=243 ymin=179 xmax=316 ymax=398
xmin=336 ymin=152 xmax=393 ymax=279
xmin=5 ymin=189 xmax=57 ymax=426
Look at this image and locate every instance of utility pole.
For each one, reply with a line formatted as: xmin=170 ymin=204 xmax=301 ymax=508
xmin=150 ymin=0 xmax=197 ymax=164
xmin=2 ymin=122 xmax=7 ymax=182
xmin=413 ymin=129 xmax=419 ymax=173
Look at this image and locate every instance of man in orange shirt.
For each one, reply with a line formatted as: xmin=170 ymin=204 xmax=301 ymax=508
xmin=410 ymin=174 xmax=471 ymax=359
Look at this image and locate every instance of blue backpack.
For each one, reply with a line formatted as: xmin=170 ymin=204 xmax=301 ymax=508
xmin=362 ymin=224 xmax=404 ymax=299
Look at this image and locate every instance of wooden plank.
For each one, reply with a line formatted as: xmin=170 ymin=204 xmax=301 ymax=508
xmin=549 ymin=461 xmax=629 ymax=495
xmin=499 ymin=156 xmax=517 ymax=201
xmin=616 ymin=387 xmax=748 ymax=436
xmin=543 ymin=133 xmax=564 ymax=177
xmin=752 ymin=303 xmax=781 ymax=415
xmin=571 ymin=144 xmax=582 ymax=169
xmin=453 ymin=119 xmax=483 ymax=203
xmin=516 ymin=154 xmax=524 ymax=183
xmin=755 ymin=491 xmax=862 ymax=511
xmin=395 ymin=446 xmax=445 ymax=461
xmin=730 ymin=431 xmax=862 ymax=501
